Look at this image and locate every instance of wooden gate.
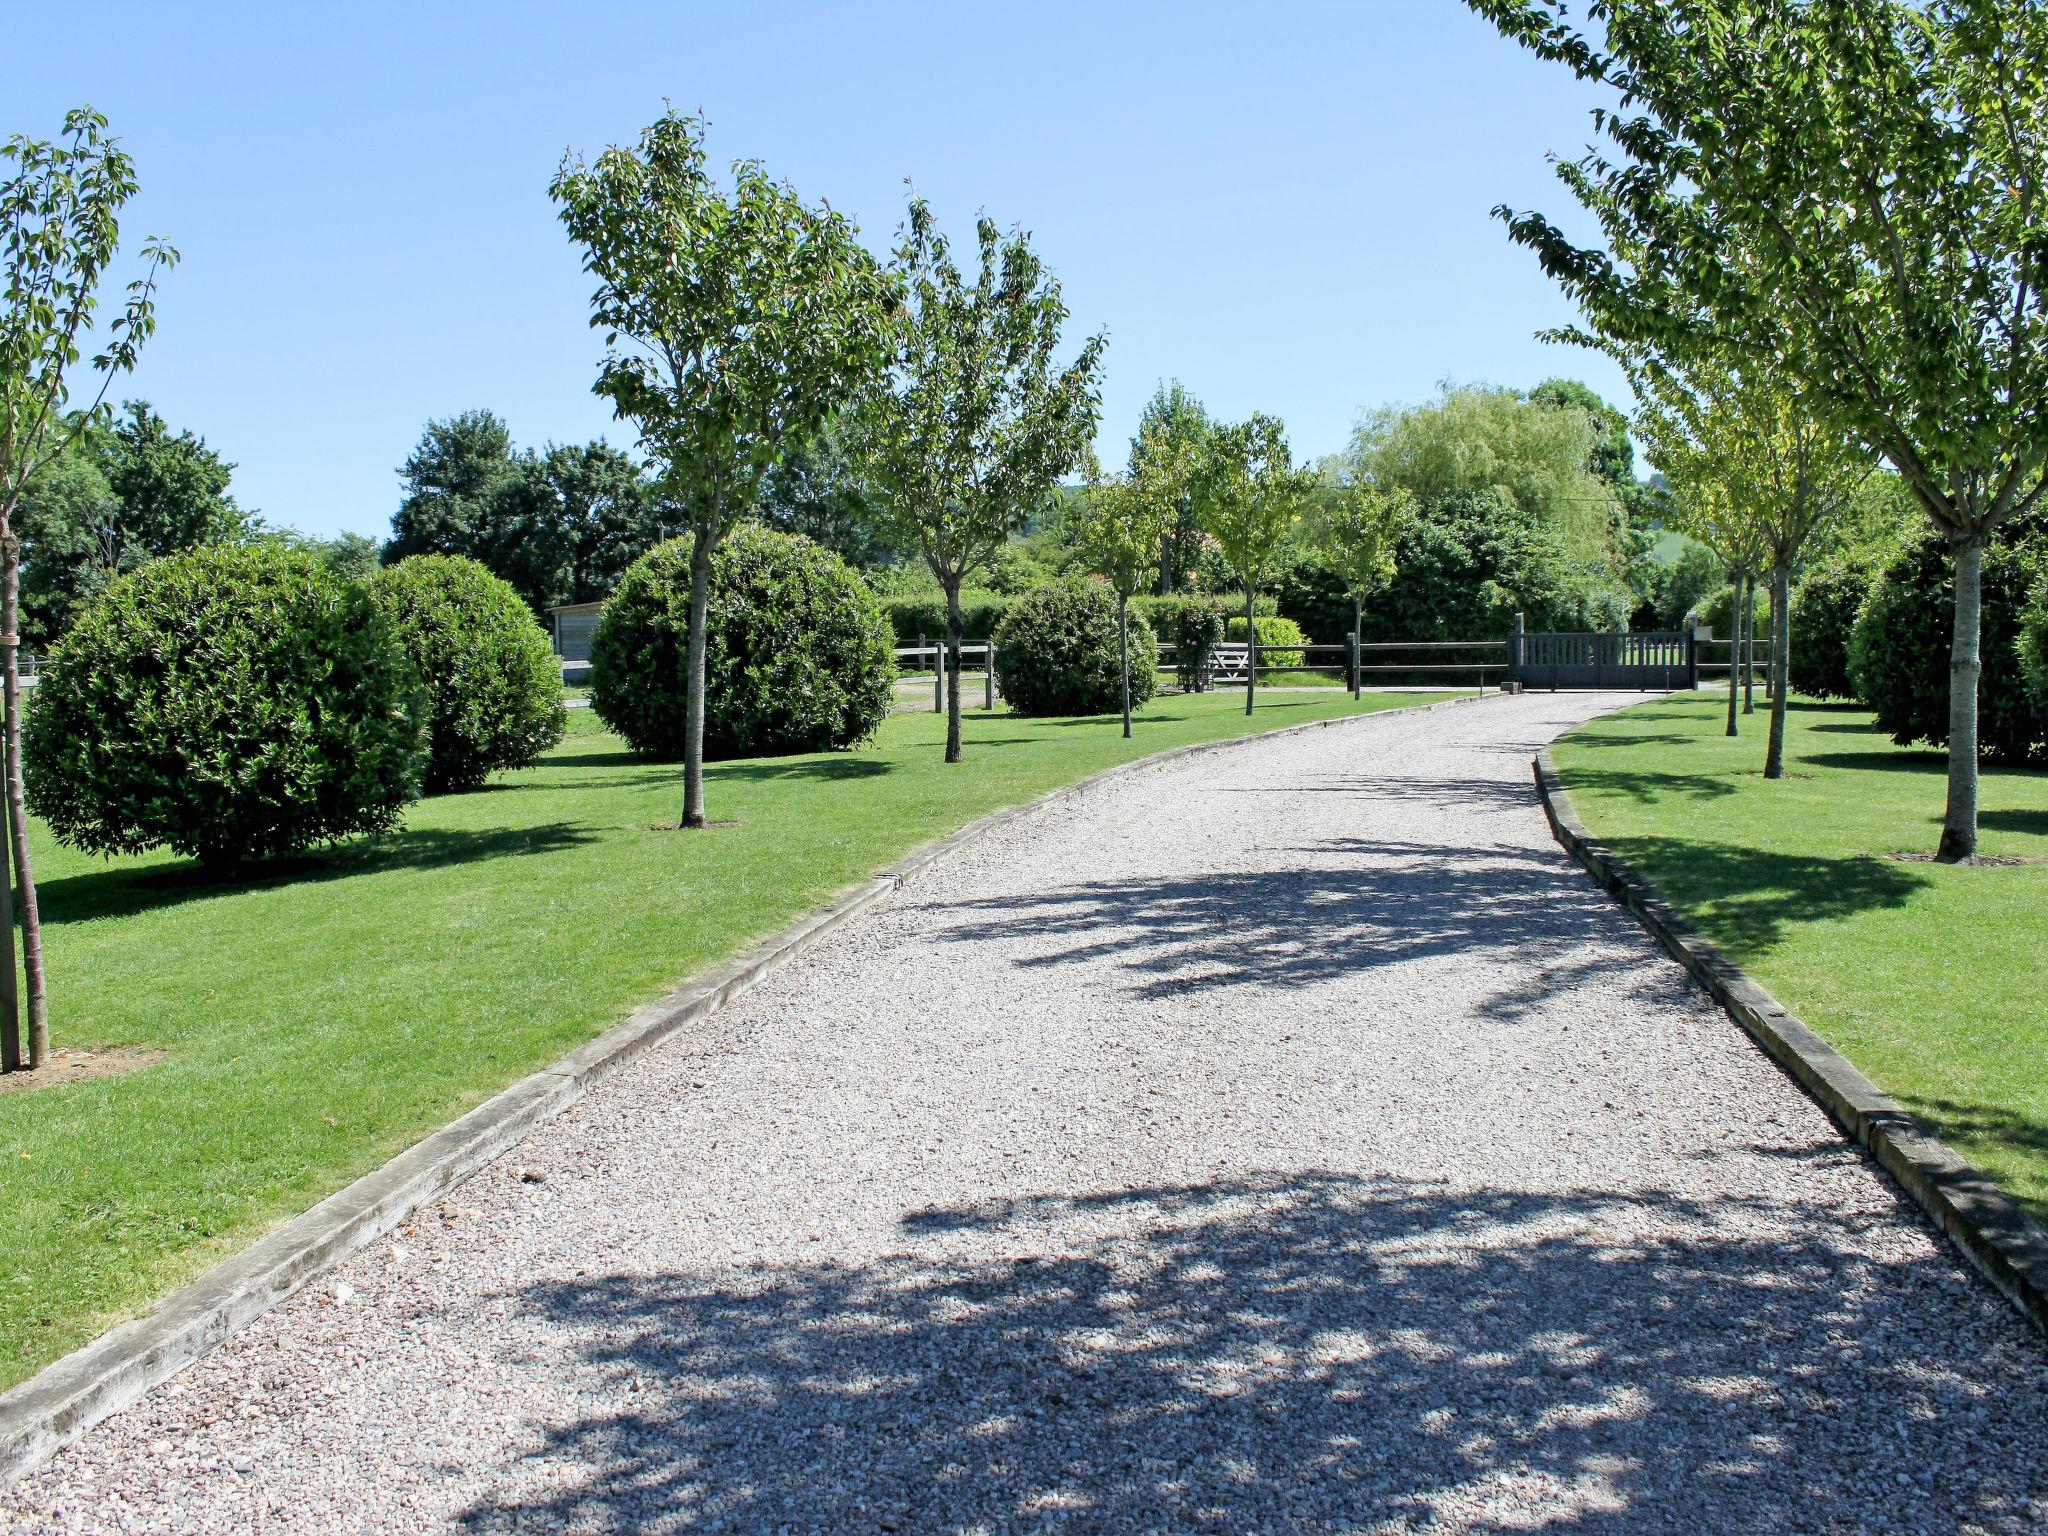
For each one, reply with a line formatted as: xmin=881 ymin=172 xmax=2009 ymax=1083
xmin=1507 ymin=627 xmax=1696 ymax=691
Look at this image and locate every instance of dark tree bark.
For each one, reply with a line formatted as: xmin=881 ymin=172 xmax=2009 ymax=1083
xmin=1937 ymin=536 xmax=1984 ymax=863
xmin=1765 ymin=562 xmax=1792 ymax=780
xmin=680 ymin=530 xmax=714 ymax=829
xmin=944 ymin=579 xmax=964 ymax=763
xmin=1741 ymin=572 xmax=1757 ymax=716
xmin=1119 ymin=594 xmax=1133 ymax=738
xmin=1 ymin=536 xmax=46 ymax=1064
xmin=1352 ymin=592 xmax=1363 ymax=700
xmin=1243 ymin=586 xmax=1257 ymax=716
xmin=0 ymin=807 xmax=16 ymax=1073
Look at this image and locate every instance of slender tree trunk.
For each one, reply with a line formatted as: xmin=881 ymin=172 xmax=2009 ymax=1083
xmin=1724 ymin=577 xmax=1740 ymax=739
xmin=944 ymin=579 xmax=964 ymax=764
xmin=1937 ymin=536 xmax=1983 ymax=863
xmin=1158 ymin=530 xmax=1174 ymax=597
xmin=1741 ymin=573 xmax=1757 ymax=716
xmin=1243 ymin=587 xmax=1256 ymax=716
xmin=1 ymin=536 xmax=46 ymax=1065
xmin=1765 ymin=562 xmax=1792 ymax=780
xmin=0 ymin=779 xmax=17 ymax=1073
xmin=680 ymin=529 xmax=714 ymax=829
xmin=1119 ymin=593 xmax=1133 ymax=738
xmin=1352 ymin=592 xmax=1363 ymax=701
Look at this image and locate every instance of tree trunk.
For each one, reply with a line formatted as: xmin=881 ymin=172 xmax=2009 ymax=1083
xmin=1724 ymin=574 xmax=1741 ymax=738
xmin=1243 ymin=588 xmax=1257 ymax=717
xmin=1 ymin=535 xmax=46 ymax=1065
xmin=680 ymin=529 xmax=714 ymax=829
xmin=944 ymin=580 xmax=964 ymax=763
xmin=0 ymin=784 xmax=16 ymax=1073
xmin=1764 ymin=562 xmax=1791 ymax=780
xmin=1157 ymin=530 xmax=1174 ymax=597
xmin=1119 ymin=593 xmax=1133 ymax=738
xmin=1351 ymin=592 xmax=1363 ymax=700
xmin=1741 ymin=572 xmax=1757 ymax=716
xmin=1937 ymin=536 xmax=1983 ymax=863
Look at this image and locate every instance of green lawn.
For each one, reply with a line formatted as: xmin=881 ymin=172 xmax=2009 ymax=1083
xmin=1553 ymin=692 xmax=2048 ymax=1223
xmin=0 ymin=689 xmax=1420 ymax=1389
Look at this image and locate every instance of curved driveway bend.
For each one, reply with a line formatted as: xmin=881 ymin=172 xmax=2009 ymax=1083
xmin=9 ymin=690 xmax=2047 ymax=1534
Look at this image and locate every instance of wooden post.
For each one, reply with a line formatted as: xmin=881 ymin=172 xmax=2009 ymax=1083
xmin=1509 ymin=612 xmax=1526 ymax=687
xmin=1348 ymin=632 xmax=1359 ymax=700
xmin=984 ymin=642 xmax=994 ymax=711
xmin=932 ymin=637 xmax=943 ymax=715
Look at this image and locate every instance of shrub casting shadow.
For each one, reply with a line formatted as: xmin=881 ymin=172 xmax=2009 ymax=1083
xmin=459 ymin=1170 xmax=2046 ymax=1534
xmin=1980 ymin=808 xmax=2048 ymax=839
xmin=709 ymin=757 xmax=895 ymax=785
xmin=39 ymin=822 xmax=597 ymax=927
xmin=1553 ymin=766 xmax=1737 ymax=805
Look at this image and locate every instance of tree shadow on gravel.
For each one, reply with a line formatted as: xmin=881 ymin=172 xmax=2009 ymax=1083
xmin=461 ymin=1170 xmax=2047 ymax=1535
xmin=927 ymin=837 xmax=1665 ymax=1015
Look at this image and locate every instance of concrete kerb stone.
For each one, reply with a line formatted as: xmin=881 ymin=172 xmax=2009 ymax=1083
xmin=1533 ymin=746 xmax=2048 ymax=1335
xmin=0 ymin=687 xmax=1508 ymax=1488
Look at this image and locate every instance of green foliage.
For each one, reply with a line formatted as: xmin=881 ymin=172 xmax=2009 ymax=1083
xmin=1697 ymin=582 xmax=1770 ymax=642
xmin=753 ymin=417 xmax=891 ymax=568
xmin=1363 ymin=488 xmax=1627 ymax=641
xmin=1348 ymin=383 xmax=1620 ymax=567
xmin=314 ymin=530 xmax=383 ymax=580
xmin=1224 ymin=614 xmax=1309 ymax=650
xmin=590 ymin=525 xmax=893 ymax=760
xmin=24 ymin=544 xmax=425 ymax=867
xmin=386 ymin=414 xmax=660 ymax=612
xmin=1302 ymin=479 xmax=1408 ymax=638
xmin=1527 ymin=377 xmax=1634 ymax=486
xmin=366 ymin=556 xmax=566 ymax=793
xmin=1650 ymin=540 xmax=1724 ymax=630
xmin=1848 ymin=531 xmax=2046 ymax=764
xmin=1789 ymin=560 xmax=1875 ymax=702
xmin=1130 ymin=381 xmax=1213 ymax=593
xmin=1198 ymin=413 xmax=1317 ymax=600
xmin=993 ymin=579 xmax=1156 ymax=716
xmin=878 ymin=590 xmax=1011 ymax=645
xmin=1148 ymin=596 xmax=1229 ymax=691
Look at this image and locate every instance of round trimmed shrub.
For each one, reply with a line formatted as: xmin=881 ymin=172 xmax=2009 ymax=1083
xmin=366 ymin=555 xmax=566 ymax=793
xmin=1224 ymin=613 xmax=1309 ymax=650
xmin=24 ymin=544 xmax=426 ymax=868
xmin=1847 ymin=531 xmax=2045 ymax=763
xmin=591 ymin=524 xmax=894 ymax=760
xmin=1788 ymin=558 xmax=1871 ymax=701
xmin=994 ymin=579 xmax=1157 ymax=716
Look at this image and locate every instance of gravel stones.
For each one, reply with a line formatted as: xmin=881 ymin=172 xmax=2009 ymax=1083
xmin=7 ymin=691 xmax=2046 ymax=1534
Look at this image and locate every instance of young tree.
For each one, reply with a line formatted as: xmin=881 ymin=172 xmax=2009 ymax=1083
xmin=1078 ymin=472 xmax=1170 ymax=737
xmin=1199 ymin=414 xmax=1319 ymax=716
xmin=1616 ymin=347 xmax=1868 ymax=775
xmin=1 ymin=107 xmax=175 ymax=1069
xmin=1129 ymin=381 xmax=1211 ymax=595
xmin=552 ymin=111 xmax=896 ymax=826
xmin=1304 ymin=479 xmax=1410 ymax=699
xmin=1471 ymin=0 xmax=2048 ymax=860
xmin=852 ymin=197 xmax=1105 ymax=763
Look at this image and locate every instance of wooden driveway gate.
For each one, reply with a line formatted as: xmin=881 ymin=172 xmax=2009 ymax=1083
xmin=1507 ymin=626 xmax=1697 ymax=691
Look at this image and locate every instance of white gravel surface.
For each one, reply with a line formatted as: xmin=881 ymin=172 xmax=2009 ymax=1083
xmin=8 ymin=690 xmax=2046 ymax=1535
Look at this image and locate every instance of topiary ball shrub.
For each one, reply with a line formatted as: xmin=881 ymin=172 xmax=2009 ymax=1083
xmin=1788 ymin=558 xmax=1872 ymax=701
xmin=591 ymin=524 xmax=894 ymax=760
xmin=994 ymin=579 xmax=1157 ymax=716
xmin=24 ymin=543 xmax=426 ymax=869
xmin=366 ymin=555 xmax=566 ymax=793
xmin=1224 ymin=613 xmax=1309 ymax=650
xmin=1848 ymin=531 xmax=2045 ymax=763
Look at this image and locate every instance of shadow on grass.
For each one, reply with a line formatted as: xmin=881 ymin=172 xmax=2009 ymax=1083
xmin=1602 ymin=834 xmax=1926 ymax=954
xmin=1560 ymin=766 xmax=1738 ymax=805
xmin=709 ymin=757 xmax=895 ymax=785
xmin=1803 ymin=750 xmax=1949 ymax=774
xmin=40 ymin=822 xmax=598 ymax=927
xmin=1981 ymin=808 xmax=2048 ymax=839
xmin=461 ymin=1170 xmax=2048 ymax=1534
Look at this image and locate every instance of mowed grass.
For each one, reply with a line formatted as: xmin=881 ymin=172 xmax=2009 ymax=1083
xmin=1553 ymin=692 xmax=2048 ymax=1222
xmin=0 ymin=689 xmax=1421 ymax=1388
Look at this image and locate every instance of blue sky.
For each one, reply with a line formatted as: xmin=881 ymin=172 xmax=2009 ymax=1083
xmin=17 ymin=1 xmax=1628 ymax=540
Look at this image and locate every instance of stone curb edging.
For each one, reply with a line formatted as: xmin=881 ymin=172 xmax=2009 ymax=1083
xmin=1533 ymin=747 xmax=2048 ymax=1335
xmin=0 ymin=688 xmax=1505 ymax=1489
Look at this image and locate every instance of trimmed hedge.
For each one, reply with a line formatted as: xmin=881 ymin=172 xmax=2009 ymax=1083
xmin=1788 ymin=559 xmax=1872 ymax=702
xmin=879 ymin=590 xmax=1011 ymax=645
xmin=367 ymin=555 xmax=566 ymax=793
xmin=24 ymin=543 xmax=426 ymax=868
xmin=591 ymin=525 xmax=895 ymax=760
xmin=1697 ymin=580 xmax=1771 ymax=640
xmin=1848 ymin=531 xmax=2045 ymax=763
xmin=994 ymin=579 xmax=1157 ymax=716
xmin=1224 ymin=614 xmax=1310 ymax=650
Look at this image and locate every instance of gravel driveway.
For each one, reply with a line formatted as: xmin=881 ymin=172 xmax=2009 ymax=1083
xmin=8 ymin=690 xmax=2046 ymax=1535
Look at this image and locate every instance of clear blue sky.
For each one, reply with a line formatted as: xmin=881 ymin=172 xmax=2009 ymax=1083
xmin=17 ymin=0 xmax=1629 ymax=541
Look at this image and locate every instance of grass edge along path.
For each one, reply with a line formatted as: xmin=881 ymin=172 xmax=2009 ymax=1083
xmin=1551 ymin=692 xmax=2048 ymax=1226
xmin=0 ymin=689 xmax=1425 ymax=1390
